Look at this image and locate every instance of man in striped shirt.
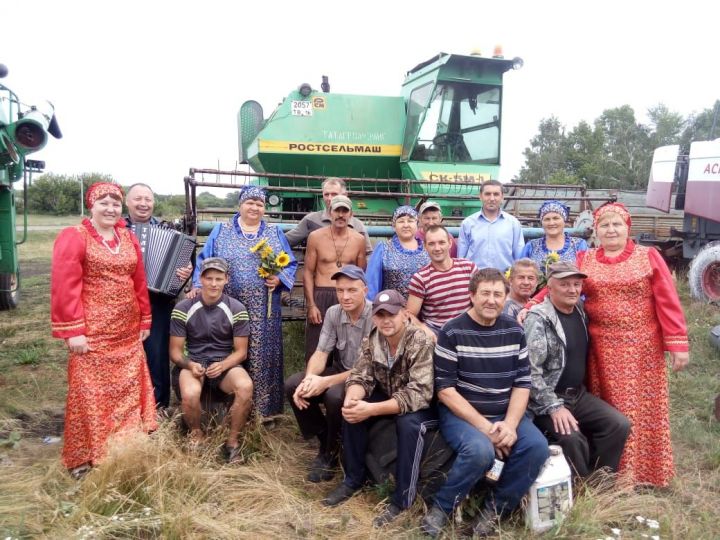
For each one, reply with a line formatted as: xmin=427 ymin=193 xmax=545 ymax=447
xmin=422 ymin=268 xmax=549 ymax=538
xmin=169 ymin=257 xmax=252 ymax=463
xmin=407 ymin=225 xmax=478 ymax=340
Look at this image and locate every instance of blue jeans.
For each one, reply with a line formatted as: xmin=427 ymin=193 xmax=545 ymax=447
xmin=433 ymin=404 xmax=549 ymax=515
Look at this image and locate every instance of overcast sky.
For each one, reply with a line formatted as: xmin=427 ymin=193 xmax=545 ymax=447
xmin=2 ymin=0 xmax=717 ymax=194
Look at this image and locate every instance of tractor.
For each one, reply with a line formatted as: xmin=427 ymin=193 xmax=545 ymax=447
xmin=0 ymin=63 xmax=61 ymax=309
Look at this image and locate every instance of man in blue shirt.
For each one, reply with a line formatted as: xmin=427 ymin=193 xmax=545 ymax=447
xmin=421 ymin=268 xmax=548 ymax=538
xmin=457 ymin=180 xmax=525 ymax=271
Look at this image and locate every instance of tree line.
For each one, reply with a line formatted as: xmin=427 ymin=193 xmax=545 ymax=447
xmin=14 ymin=99 xmax=720 ymax=214
xmin=15 ymin=173 xmax=239 ymax=216
xmin=516 ymin=100 xmax=719 ymax=189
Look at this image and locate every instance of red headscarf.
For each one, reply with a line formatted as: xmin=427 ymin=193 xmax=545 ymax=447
xmin=593 ymin=202 xmax=632 ymax=229
xmin=85 ymin=182 xmax=124 ymax=210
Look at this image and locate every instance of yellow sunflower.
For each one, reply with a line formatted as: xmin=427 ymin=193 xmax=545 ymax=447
xmin=504 ymin=268 xmax=512 ymax=280
xmin=275 ymin=251 xmax=291 ymax=268
xmin=261 ymin=245 xmax=274 ymax=259
xmin=250 ymin=238 xmax=268 ymax=253
xmin=548 ymin=251 xmax=560 ymax=263
xmin=257 ymin=267 xmax=271 ymax=278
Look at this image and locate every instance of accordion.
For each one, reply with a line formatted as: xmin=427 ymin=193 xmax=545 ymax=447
xmin=131 ymin=223 xmax=196 ymax=296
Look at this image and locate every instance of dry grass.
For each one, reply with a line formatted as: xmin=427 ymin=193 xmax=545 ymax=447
xmin=0 ymin=418 xmax=405 ymax=539
xmin=0 ymin=232 xmax=719 ymax=539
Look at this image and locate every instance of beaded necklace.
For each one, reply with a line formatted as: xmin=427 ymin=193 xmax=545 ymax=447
xmin=90 ymin=220 xmax=120 ymax=255
xmin=240 ymin=221 xmax=260 ymax=240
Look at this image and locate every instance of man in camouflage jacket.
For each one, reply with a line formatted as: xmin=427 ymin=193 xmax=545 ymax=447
xmin=524 ymin=261 xmax=630 ymax=477
xmin=322 ymin=289 xmax=436 ymax=528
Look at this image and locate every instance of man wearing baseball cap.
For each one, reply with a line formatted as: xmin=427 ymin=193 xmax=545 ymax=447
xmin=285 ymin=177 xmax=373 ymax=254
xmin=417 ymin=201 xmax=457 ymax=258
xmin=323 ymin=289 xmax=436 ymax=528
xmin=169 ymin=257 xmax=253 ymax=463
xmin=285 ymin=265 xmax=374 ymax=482
xmin=524 ymin=261 xmax=630 ymax=478
xmin=303 ymin=195 xmax=367 ymax=363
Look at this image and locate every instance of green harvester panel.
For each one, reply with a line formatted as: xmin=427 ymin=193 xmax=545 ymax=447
xmin=248 ymin=91 xmax=405 ymax=181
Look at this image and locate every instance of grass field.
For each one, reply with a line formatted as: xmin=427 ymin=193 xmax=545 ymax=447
xmin=0 ymin=231 xmax=718 ymax=539
xmin=18 ymin=214 xmax=85 ymax=227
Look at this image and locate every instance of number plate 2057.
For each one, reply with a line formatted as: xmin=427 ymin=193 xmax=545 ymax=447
xmin=291 ymin=101 xmax=313 ymax=116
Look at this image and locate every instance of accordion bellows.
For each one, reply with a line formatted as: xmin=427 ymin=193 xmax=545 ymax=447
xmin=132 ymin=223 xmax=196 ymax=296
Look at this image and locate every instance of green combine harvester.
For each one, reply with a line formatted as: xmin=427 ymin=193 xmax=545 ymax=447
xmin=186 ymin=51 xmax=603 ymax=237
xmin=238 ymin=51 xmax=523 ymax=218
xmin=0 ymin=64 xmax=61 ymax=310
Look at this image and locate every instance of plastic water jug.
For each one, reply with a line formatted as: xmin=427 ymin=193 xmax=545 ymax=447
xmin=525 ymin=444 xmax=573 ymax=532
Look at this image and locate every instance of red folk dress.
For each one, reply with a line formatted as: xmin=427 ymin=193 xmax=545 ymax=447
xmin=51 ymin=219 xmax=157 ymax=469
xmin=578 ymin=241 xmax=689 ymax=487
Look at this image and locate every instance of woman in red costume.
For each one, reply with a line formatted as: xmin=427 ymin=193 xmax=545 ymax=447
xmin=526 ymin=202 xmax=690 ymax=487
xmin=51 ymin=182 xmax=157 ymax=478
xmin=582 ymin=203 xmax=689 ymax=487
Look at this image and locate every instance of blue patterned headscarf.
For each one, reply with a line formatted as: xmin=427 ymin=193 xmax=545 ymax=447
xmin=238 ymin=185 xmax=266 ymax=203
xmin=538 ymin=200 xmax=569 ymax=222
xmin=392 ymin=205 xmax=418 ymax=223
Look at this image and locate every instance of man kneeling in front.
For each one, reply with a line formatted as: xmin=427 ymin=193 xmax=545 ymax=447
xmin=169 ymin=257 xmax=253 ymax=463
xmin=322 ymin=290 xmax=436 ymax=528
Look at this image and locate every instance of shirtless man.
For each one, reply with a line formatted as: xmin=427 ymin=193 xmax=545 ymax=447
xmin=304 ymin=195 xmax=366 ymax=362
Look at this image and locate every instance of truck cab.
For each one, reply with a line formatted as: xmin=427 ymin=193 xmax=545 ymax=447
xmin=646 ymin=140 xmax=720 ymax=301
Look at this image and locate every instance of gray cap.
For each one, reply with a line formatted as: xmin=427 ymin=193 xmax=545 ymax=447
xmin=419 ymin=201 xmax=442 ymax=215
xmin=372 ymin=289 xmax=406 ymax=315
xmin=330 ymin=195 xmax=353 ymax=211
xmin=547 ymin=261 xmax=588 ymax=280
xmin=331 ymin=264 xmax=367 ymax=284
xmin=201 ymin=257 xmax=229 ymax=275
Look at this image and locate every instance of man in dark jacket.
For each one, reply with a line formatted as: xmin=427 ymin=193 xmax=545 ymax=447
xmin=524 ymin=261 xmax=630 ymax=477
xmin=322 ymin=289 xmax=436 ymax=528
xmin=125 ymin=183 xmax=192 ymax=409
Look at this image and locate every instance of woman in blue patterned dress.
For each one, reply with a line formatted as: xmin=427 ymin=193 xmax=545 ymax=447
xmin=365 ymin=206 xmax=430 ymax=300
xmin=191 ymin=186 xmax=297 ymax=417
xmin=520 ymin=200 xmax=588 ymax=275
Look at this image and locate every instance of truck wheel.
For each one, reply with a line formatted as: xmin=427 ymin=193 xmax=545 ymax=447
xmin=688 ymin=241 xmax=720 ymax=303
xmin=0 ymin=272 xmax=20 ymax=310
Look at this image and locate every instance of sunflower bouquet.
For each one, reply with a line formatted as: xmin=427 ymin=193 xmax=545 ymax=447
xmin=250 ymin=238 xmax=291 ymax=317
xmin=537 ymin=250 xmax=561 ymax=289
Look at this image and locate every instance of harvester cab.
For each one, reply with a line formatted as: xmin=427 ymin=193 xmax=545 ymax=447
xmin=399 ymin=52 xmax=523 ymax=184
xmin=0 ymin=64 xmax=61 ymax=309
xmin=235 ymin=51 xmax=522 ymax=222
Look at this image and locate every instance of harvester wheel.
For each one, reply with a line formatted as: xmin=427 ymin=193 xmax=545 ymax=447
xmin=0 ymin=272 xmax=19 ymax=310
xmin=688 ymin=241 xmax=720 ymax=303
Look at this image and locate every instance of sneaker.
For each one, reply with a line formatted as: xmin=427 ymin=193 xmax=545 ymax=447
xmin=421 ymin=505 xmax=449 ymax=538
xmin=322 ymin=483 xmax=358 ymax=507
xmin=471 ymin=507 xmax=499 ymax=538
xmin=307 ymin=454 xmax=336 ymax=483
xmin=373 ymin=503 xmax=402 ymax=528
xmin=223 ymin=444 xmax=244 ymax=464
